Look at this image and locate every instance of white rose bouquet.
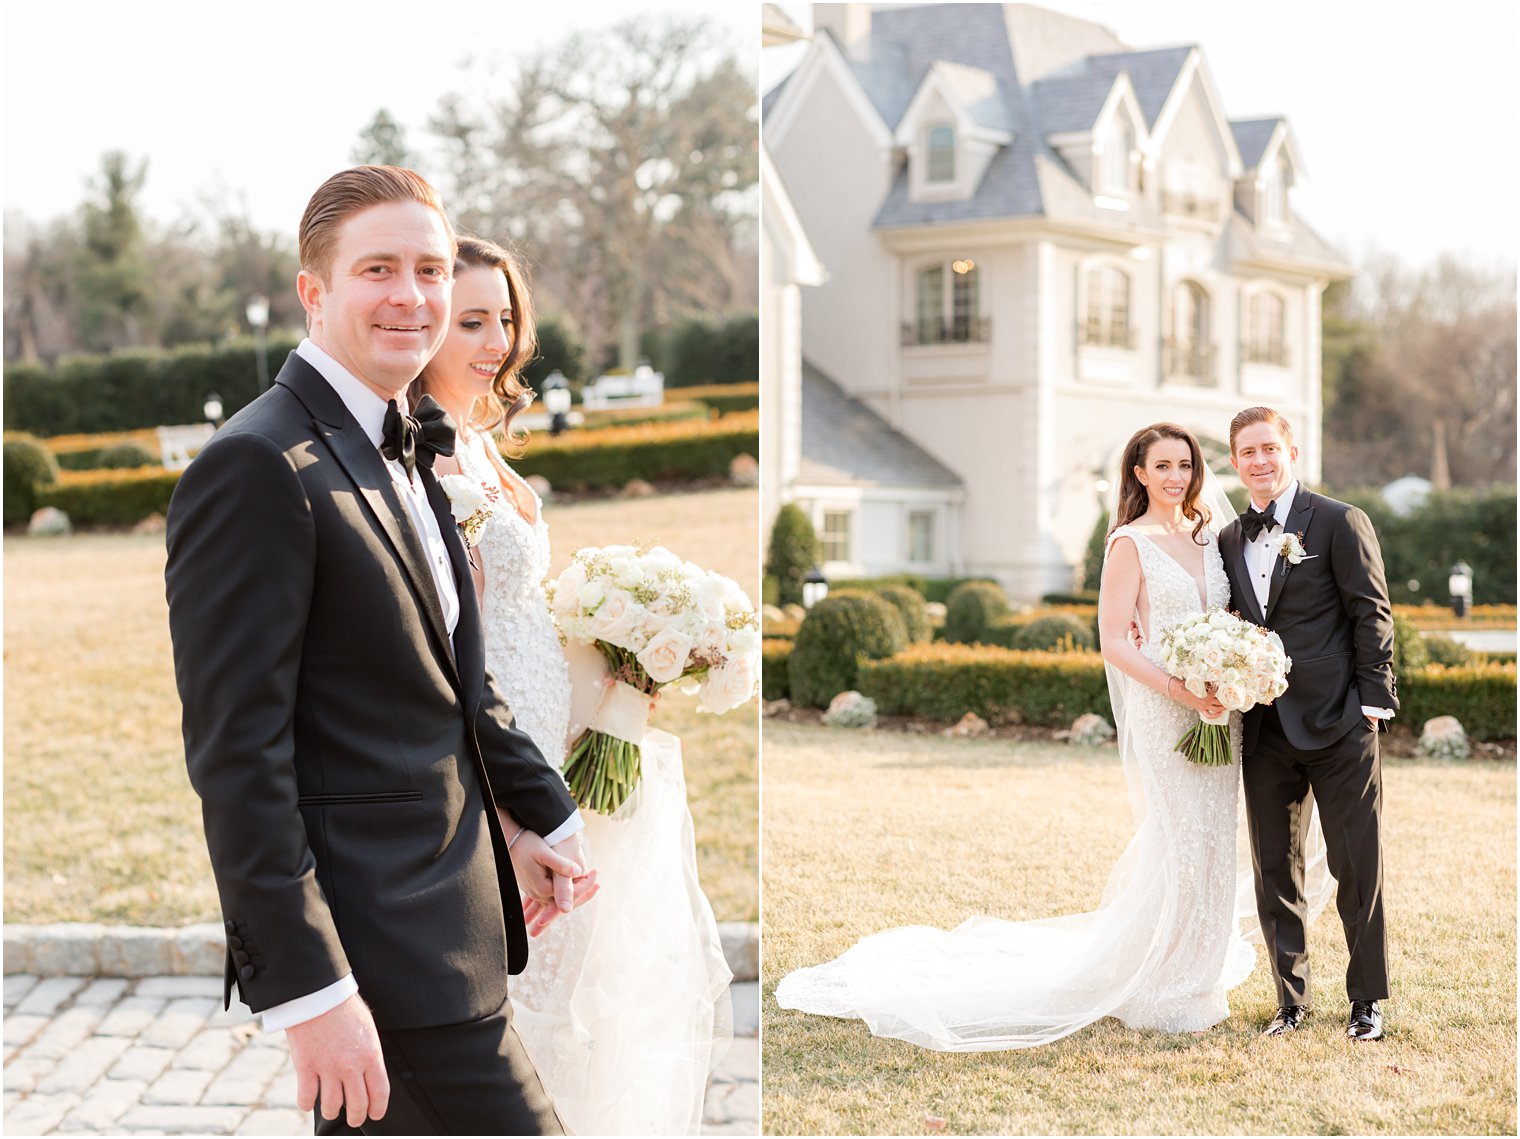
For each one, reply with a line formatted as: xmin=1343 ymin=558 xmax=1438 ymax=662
xmin=1158 ymin=607 xmax=1292 ymax=766
xmin=547 ymin=544 xmax=760 ymax=814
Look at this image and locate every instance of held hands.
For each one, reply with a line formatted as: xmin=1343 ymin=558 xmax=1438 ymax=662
xmin=1167 ymin=675 xmax=1225 ymax=720
xmin=285 ymin=993 xmax=388 ymax=1128
xmin=501 ymin=816 xmax=601 ymax=936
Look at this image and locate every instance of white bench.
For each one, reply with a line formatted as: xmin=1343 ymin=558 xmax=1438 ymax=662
xmin=156 ymin=423 xmax=216 ymax=471
xmin=580 ymin=366 xmax=664 ymax=410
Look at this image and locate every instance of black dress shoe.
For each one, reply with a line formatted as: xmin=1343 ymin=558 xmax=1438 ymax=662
xmin=1263 ymin=1005 xmax=1309 ymax=1036
xmin=1347 ymin=1000 xmax=1384 ymax=1041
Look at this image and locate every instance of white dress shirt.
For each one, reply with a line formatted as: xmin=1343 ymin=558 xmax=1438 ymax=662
xmin=1242 ymin=479 xmax=1392 ymax=724
xmin=261 ymin=341 xmax=581 ymax=1032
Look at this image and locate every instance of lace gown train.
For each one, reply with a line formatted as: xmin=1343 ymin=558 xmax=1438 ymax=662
xmin=457 ymin=432 xmax=732 ymax=1133
xmin=774 ymin=525 xmax=1254 ymax=1051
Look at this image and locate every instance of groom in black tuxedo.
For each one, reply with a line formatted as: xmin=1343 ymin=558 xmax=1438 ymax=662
xmin=166 ymin=167 xmax=590 ymax=1133
xmin=1219 ymin=406 xmax=1397 ymax=1043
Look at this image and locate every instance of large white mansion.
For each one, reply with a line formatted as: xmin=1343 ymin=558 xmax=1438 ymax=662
xmin=762 ymin=2 xmax=1351 ymax=599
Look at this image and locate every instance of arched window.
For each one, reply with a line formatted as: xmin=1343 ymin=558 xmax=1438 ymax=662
xmin=1244 ymin=291 xmax=1287 ymax=365
xmin=1082 ymin=264 xmax=1131 ymax=348
xmin=927 ymin=125 xmax=956 ymax=183
xmin=1166 ymin=281 xmax=1213 ymax=383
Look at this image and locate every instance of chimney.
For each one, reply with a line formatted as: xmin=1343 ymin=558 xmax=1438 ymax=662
xmin=813 ymin=4 xmax=871 ymax=52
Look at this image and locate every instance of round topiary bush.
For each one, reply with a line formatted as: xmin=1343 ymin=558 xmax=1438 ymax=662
xmin=875 ymin=583 xmax=931 ymax=643
xmin=96 ymin=442 xmax=158 ymax=469
xmin=1014 ymin=612 xmax=1096 ymax=652
xmin=1423 ymin=632 xmax=1475 ymax=668
xmin=788 ymin=591 xmax=907 ymax=709
xmin=1392 ymin=612 xmax=1429 ymax=674
xmin=765 ymin=502 xmax=821 ymax=608
xmin=3 ymin=432 xmax=60 ymax=526
xmin=942 ymin=580 xmax=1010 ymax=644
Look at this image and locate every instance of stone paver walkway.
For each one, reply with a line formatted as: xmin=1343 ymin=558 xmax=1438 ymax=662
xmin=4 ymin=974 xmax=758 ymax=1135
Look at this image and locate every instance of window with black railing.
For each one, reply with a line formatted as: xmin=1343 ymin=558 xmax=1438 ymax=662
xmin=906 ymin=259 xmax=990 ymax=346
xmin=1242 ymin=292 xmax=1288 ymax=366
xmin=1165 ymin=281 xmax=1215 ymax=384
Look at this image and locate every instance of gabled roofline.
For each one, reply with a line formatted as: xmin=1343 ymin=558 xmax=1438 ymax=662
xmin=892 ymin=62 xmax=1015 ymax=148
xmin=761 ymin=146 xmax=827 ymax=286
xmin=1254 ymin=119 xmax=1308 ymax=181
xmin=1149 ymin=48 xmax=1242 ymax=178
xmin=763 ymin=30 xmax=894 ymax=154
xmin=1093 ymin=72 xmax=1152 ymax=154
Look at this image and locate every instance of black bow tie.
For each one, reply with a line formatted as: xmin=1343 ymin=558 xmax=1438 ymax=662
xmin=381 ymin=395 xmax=455 ymax=479
xmin=1241 ymin=504 xmax=1280 ymax=542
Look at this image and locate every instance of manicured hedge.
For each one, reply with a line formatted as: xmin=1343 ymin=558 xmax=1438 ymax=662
xmin=578 ymin=399 xmax=710 ymax=431
xmin=830 ymin=575 xmax=998 ymax=606
xmin=763 ymin=640 xmax=793 ymax=702
xmin=5 ymin=337 xmax=301 ymax=436
xmin=858 ymin=644 xmax=1112 ymax=727
xmin=854 ymin=645 xmax=1517 ymax=740
xmin=680 ymin=383 xmax=760 ymax=416
xmin=37 ymin=467 xmax=181 ymax=525
xmin=4 ymin=433 xmax=60 ymax=525
xmin=1399 ymin=664 xmax=1517 ymax=742
xmin=1394 ymin=604 xmax=1516 ymax=631
xmin=510 ymin=411 xmax=758 ymax=492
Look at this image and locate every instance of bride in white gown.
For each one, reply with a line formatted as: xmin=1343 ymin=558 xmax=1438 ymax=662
xmin=418 ymin=237 xmax=731 ymax=1132
xmin=775 ymin=423 xmax=1328 ymax=1051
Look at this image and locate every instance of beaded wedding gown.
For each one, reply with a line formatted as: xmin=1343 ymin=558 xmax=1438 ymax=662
xmin=456 ymin=431 xmax=732 ymax=1133
xmin=774 ymin=525 xmax=1261 ymax=1051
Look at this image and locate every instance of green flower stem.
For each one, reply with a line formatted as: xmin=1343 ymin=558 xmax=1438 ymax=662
xmin=1174 ymin=720 xmax=1233 ymax=767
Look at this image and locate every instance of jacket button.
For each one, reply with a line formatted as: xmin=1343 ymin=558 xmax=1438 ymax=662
xmin=226 ymin=936 xmax=243 ymax=950
xmin=233 ymin=951 xmax=250 ymax=965
xmin=239 ymin=965 xmax=255 ymax=981
xmin=225 ymin=919 xmax=237 ymax=933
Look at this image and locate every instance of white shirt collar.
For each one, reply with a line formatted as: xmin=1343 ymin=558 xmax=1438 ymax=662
xmin=296 ymin=338 xmax=405 ymax=450
xmin=1270 ymin=479 xmax=1300 ymax=524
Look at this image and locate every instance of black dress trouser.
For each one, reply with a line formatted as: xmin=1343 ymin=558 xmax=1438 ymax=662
xmin=315 ymin=993 xmax=564 ymax=1136
xmin=1242 ymin=705 xmax=1389 ymax=1007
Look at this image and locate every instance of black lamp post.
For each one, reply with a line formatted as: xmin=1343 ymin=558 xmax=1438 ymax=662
xmin=247 ymin=295 xmax=270 ymax=393
xmin=542 ymin=370 xmax=571 ymax=436
xmin=803 ymin=565 xmax=829 ymax=609
xmin=1448 ymin=561 xmax=1474 ymax=619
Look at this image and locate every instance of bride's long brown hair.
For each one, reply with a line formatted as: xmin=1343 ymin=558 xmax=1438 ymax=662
xmin=1109 ymin=423 xmax=1211 ymax=545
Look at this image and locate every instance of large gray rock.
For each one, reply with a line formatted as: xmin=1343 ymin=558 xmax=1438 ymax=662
xmin=27 ymin=507 xmax=72 ymax=537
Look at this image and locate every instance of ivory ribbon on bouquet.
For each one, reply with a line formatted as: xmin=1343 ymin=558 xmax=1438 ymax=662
xmin=588 ymin=681 xmax=652 ymax=745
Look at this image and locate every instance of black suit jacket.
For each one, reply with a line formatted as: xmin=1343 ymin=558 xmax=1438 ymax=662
xmin=165 ymin=352 xmax=576 ymax=1030
xmin=1220 ymin=486 xmax=1399 ymax=753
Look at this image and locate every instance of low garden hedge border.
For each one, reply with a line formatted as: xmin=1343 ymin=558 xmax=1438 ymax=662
xmin=763 ymin=640 xmax=793 ymax=702
xmin=37 ymin=467 xmax=182 ymax=526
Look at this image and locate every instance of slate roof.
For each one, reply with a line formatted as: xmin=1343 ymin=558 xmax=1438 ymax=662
xmin=1230 ymin=118 xmax=1281 ymax=169
xmin=798 ymin=360 xmax=964 ymax=488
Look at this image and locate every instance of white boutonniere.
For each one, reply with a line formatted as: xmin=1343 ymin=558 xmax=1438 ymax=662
xmin=1273 ymin=531 xmax=1317 ymax=572
xmin=438 ymin=473 xmax=499 ymax=548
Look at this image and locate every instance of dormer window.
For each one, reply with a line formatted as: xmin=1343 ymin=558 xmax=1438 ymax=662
xmin=1261 ymin=152 xmax=1290 ymax=227
xmin=1099 ymin=117 xmax=1134 ymax=197
xmin=926 ymin=124 xmax=956 ymax=183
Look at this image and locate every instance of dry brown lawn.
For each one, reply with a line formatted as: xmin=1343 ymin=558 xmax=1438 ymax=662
xmin=762 ymin=720 xmax=1516 ymax=1135
xmin=3 ymin=487 xmax=757 ymax=925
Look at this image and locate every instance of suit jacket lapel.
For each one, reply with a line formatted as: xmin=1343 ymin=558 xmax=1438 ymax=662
xmin=1264 ymin=487 xmax=1316 ymax=622
xmin=1221 ymin=521 xmax=1266 ymax=625
xmin=276 ymin=357 xmax=459 ymax=684
xmin=422 ymin=465 xmax=482 ymax=707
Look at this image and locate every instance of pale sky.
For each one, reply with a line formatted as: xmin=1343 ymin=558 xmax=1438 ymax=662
xmin=2 ymin=0 xmax=757 ymax=238
xmin=764 ymin=1 xmax=1519 ymax=271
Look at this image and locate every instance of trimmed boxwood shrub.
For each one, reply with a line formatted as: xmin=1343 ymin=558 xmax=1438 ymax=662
xmin=36 ymin=467 xmax=182 ymax=525
xmin=1394 ymin=603 xmax=1516 ymax=630
xmin=765 ymin=502 xmax=820 ymax=609
xmin=682 ymin=382 xmax=760 ymax=416
xmin=1399 ymin=664 xmax=1517 ymax=741
xmin=510 ymin=411 xmax=758 ymax=492
xmin=96 ymin=442 xmax=159 ymax=469
xmin=876 ymin=583 xmax=931 ymax=643
xmin=763 ymin=640 xmax=793 ymax=701
xmin=1013 ymin=612 xmax=1096 ymax=652
xmin=831 ymin=575 xmax=998 ymax=606
xmin=943 ymin=581 xmax=1011 ymax=644
xmin=788 ymin=592 xmax=907 ymax=709
xmin=858 ymin=644 xmax=1112 ymax=726
xmin=4 ymin=433 xmax=60 ymax=525
xmin=1392 ymin=612 xmax=1429 ymax=674
xmin=1422 ymin=633 xmax=1476 ymax=669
